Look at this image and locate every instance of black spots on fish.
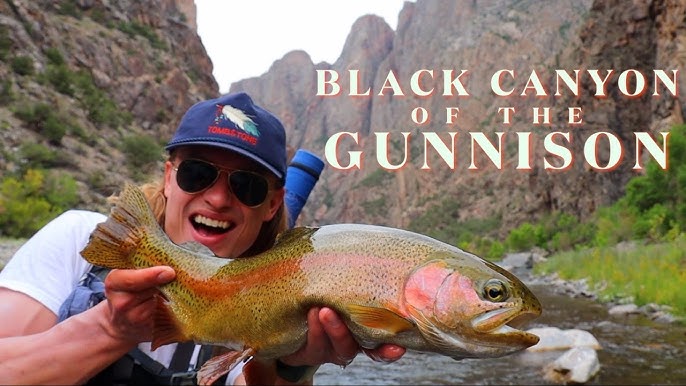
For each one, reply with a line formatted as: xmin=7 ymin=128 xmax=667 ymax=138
xmin=482 ymin=279 xmax=509 ymax=303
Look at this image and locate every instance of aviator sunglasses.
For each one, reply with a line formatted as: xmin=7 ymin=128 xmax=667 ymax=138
xmin=173 ymin=159 xmax=271 ymax=207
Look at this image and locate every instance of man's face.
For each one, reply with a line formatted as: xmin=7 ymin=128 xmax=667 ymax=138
xmin=163 ymin=146 xmax=284 ymax=258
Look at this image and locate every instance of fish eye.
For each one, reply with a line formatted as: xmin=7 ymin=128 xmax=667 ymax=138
xmin=483 ymin=279 xmax=509 ymax=302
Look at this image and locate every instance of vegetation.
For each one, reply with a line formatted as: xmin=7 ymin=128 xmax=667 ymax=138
xmin=34 ymin=48 xmax=132 ymax=129
xmin=530 ymin=125 xmax=686 ymax=317
xmin=117 ymin=21 xmax=166 ymax=50
xmin=0 ymin=169 xmax=79 ymax=238
xmin=534 ymin=238 xmax=686 ymax=317
xmin=12 ymin=102 xmax=85 ymax=145
xmin=10 ymin=55 xmax=34 ymax=76
xmin=408 ymin=198 xmax=504 ymax=260
xmin=0 ymin=25 xmax=11 ymax=61
xmin=409 ymin=125 xmax=686 ymax=316
xmin=120 ymin=134 xmax=164 ymax=181
xmin=505 ymin=124 xmax=686 ymax=252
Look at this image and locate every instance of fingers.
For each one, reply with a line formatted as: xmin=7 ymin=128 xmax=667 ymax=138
xmin=318 ymin=308 xmax=359 ymax=366
xmin=362 ymin=344 xmax=406 ymax=363
xmin=105 ymin=266 xmax=175 ymax=292
xmin=101 ymin=266 xmax=175 ymax=343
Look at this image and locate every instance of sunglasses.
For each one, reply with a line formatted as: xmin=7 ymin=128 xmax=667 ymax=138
xmin=173 ymin=159 xmax=271 ymax=207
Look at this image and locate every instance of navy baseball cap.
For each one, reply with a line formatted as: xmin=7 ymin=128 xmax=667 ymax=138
xmin=165 ymin=92 xmax=287 ymax=181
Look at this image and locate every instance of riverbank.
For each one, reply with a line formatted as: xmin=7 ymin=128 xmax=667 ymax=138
xmin=499 ymin=249 xmax=683 ymax=325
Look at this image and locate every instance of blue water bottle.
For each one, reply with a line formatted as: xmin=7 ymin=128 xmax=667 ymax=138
xmin=285 ymin=149 xmax=325 ymax=228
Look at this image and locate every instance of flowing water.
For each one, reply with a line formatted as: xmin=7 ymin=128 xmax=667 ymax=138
xmin=314 ymin=284 xmax=686 ymax=385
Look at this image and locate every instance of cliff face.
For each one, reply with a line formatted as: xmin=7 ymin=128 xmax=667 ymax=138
xmin=2 ymin=0 xmax=684 ymax=237
xmin=230 ymin=0 xmax=685 ymax=235
xmin=0 ymin=0 xmax=218 ymax=207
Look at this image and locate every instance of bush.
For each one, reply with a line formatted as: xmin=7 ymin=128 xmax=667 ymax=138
xmin=0 ymin=169 xmax=79 ymax=238
xmin=45 ymin=64 xmax=75 ymax=96
xmin=120 ymin=134 xmax=163 ymax=180
xmin=117 ymin=21 xmax=166 ymax=50
xmin=0 ymin=80 xmax=14 ymax=105
xmin=14 ymin=102 xmax=70 ymax=145
xmin=621 ymin=124 xmax=686 ymax=241
xmin=0 ymin=25 xmax=11 ymax=61
xmin=505 ymin=222 xmax=542 ymax=251
xmin=73 ymin=70 xmax=131 ymax=128
xmin=45 ymin=47 xmax=66 ymax=66
xmin=10 ymin=55 xmax=34 ymax=76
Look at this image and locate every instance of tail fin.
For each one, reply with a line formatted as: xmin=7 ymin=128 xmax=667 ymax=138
xmin=80 ymin=184 xmax=163 ymax=269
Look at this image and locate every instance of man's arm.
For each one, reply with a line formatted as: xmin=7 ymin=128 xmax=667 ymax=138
xmin=0 ymin=266 xmax=175 ymax=384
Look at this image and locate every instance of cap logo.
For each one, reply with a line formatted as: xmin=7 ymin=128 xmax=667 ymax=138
xmin=215 ymin=104 xmax=261 ymax=137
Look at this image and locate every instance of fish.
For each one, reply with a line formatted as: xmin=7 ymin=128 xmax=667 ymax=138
xmin=80 ymin=184 xmax=542 ymax=384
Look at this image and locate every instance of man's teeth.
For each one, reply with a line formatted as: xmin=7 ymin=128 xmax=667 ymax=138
xmin=193 ymin=215 xmax=229 ymax=229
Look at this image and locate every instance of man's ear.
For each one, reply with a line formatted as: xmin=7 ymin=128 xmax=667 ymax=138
xmin=264 ymin=187 xmax=285 ymax=221
xmin=163 ymin=161 xmax=174 ymax=198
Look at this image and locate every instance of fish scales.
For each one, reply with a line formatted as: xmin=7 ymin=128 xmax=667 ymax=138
xmin=81 ymin=184 xmax=542 ymax=384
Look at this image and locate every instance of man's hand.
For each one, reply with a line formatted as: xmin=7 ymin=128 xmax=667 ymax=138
xmin=101 ymin=266 xmax=176 ymax=344
xmin=280 ymin=307 xmax=406 ymax=368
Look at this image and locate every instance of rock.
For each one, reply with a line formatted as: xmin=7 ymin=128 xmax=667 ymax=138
xmin=544 ymin=347 xmax=601 ymax=384
xmin=608 ymin=303 xmax=640 ymax=316
xmin=498 ymin=252 xmax=533 ymax=271
xmin=650 ymin=311 xmax=680 ymax=324
xmin=526 ymin=327 xmax=602 ymax=352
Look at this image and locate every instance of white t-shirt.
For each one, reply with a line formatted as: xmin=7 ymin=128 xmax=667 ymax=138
xmin=0 ymin=210 xmax=244 ymax=383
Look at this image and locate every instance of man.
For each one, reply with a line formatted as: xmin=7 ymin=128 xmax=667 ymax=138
xmin=0 ymin=92 xmax=404 ymax=384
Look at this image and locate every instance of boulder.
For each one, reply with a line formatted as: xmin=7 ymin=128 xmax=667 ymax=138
xmin=544 ymin=347 xmax=601 ymax=384
xmin=526 ymin=327 xmax=602 ymax=352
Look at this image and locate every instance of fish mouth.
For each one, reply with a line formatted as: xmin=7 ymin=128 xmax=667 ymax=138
xmin=472 ymin=307 xmax=541 ymax=346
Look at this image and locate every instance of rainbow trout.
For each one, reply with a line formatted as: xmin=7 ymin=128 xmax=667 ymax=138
xmin=81 ymin=185 xmax=541 ymax=384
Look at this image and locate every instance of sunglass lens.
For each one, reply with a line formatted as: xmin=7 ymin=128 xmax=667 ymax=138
xmin=229 ymin=171 xmax=268 ymax=207
xmin=177 ymin=160 xmax=218 ymax=193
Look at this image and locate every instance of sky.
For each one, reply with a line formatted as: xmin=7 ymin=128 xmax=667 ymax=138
xmin=195 ymin=1 xmax=410 ymax=93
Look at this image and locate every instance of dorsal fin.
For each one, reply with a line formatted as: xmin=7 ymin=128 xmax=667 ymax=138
xmin=273 ymin=226 xmax=319 ymax=247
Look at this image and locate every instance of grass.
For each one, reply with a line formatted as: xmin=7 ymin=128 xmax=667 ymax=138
xmin=534 ymin=235 xmax=686 ymax=317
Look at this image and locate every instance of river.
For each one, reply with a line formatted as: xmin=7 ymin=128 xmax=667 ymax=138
xmin=314 ymin=284 xmax=686 ymax=385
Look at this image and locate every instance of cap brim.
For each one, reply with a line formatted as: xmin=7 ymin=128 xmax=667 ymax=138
xmin=166 ymin=141 xmax=284 ymax=180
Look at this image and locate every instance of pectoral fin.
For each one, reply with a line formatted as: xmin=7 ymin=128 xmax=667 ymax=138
xmin=151 ymin=295 xmax=189 ymax=350
xmin=345 ymin=304 xmax=414 ymax=334
xmin=197 ymin=347 xmax=255 ymax=385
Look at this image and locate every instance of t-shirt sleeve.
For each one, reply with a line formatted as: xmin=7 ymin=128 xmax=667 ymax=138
xmin=0 ymin=210 xmax=107 ymax=315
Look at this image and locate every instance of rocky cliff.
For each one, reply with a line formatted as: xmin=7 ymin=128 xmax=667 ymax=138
xmin=231 ymin=0 xmax=685 ymax=238
xmin=2 ymin=0 xmax=684 ymax=240
xmin=0 ymin=0 xmax=218 ymax=208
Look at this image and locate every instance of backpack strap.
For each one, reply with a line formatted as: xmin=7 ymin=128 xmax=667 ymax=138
xmin=61 ymin=266 xmax=212 ymax=385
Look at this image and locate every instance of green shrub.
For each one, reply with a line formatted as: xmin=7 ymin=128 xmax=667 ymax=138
xmin=120 ymin=134 xmax=163 ymax=180
xmin=356 ymin=168 xmax=392 ymax=188
xmin=0 ymin=25 xmax=11 ymax=61
xmin=505 ymin=222 xmax=542 ymax=251
xmin=11 ymin=55 xmax=34 ymax=76
xmin=45 ymin=64 xmax=75 ymax=96
xmin=72 ymin=70 xmax=131 ymax=128
xmin=0 ymin=80 xmax=14 ymax=105
xmin=360 ymin=197 xmax=387 ymax=217
xmin=617 ymin=124 xmax=686 ymax=242
xmin=14 ymin=102 xmax=70 ymax=145
xmin=45 ymin=47 xmax=65 ymax=66
xmin=459 ymin=236 xmax=505 ymax=261
xmin=0 ymin=169 xmax=79 ymax=238
xmin=117 ymin=21 xmax=166 ymax=50
xmin=18 ymin=143 xmax=58 ymax=168
xmin=57 ymin=1 xmax=82 ymax=18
